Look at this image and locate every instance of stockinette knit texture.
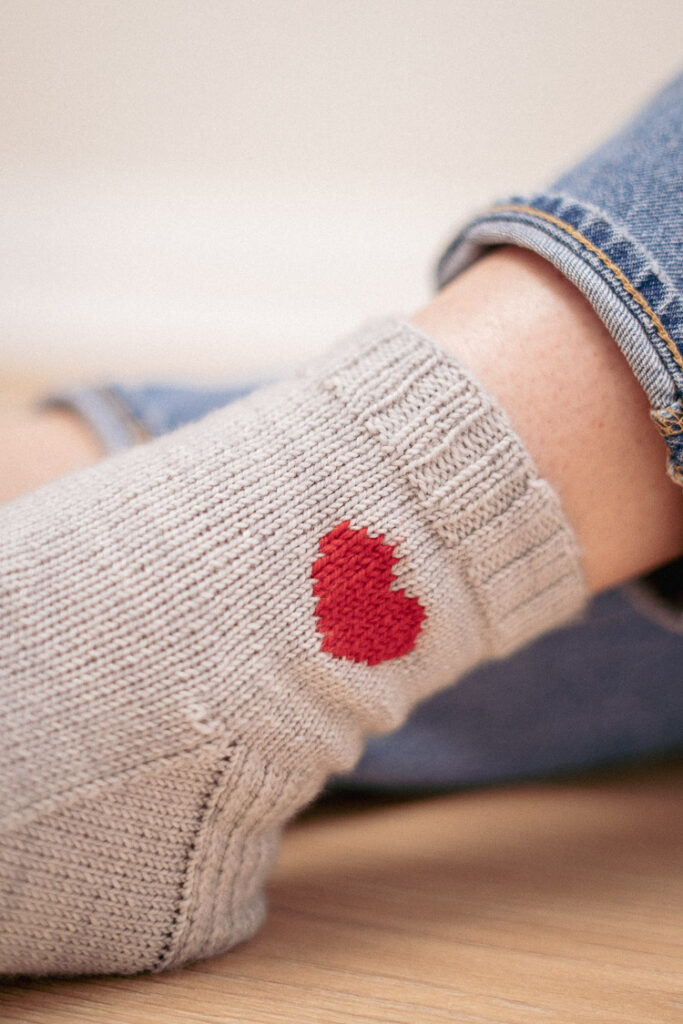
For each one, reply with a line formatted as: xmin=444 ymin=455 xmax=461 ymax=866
xmin=0 ymin=318 xmax=587 ymax=976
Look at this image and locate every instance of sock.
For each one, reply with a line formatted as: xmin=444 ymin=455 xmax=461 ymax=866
xmin=0 ymin=318 xmax=587 ymax=976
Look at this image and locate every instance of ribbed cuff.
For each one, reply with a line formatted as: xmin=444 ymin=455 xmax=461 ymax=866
xmin=317 ymin=318 xmax=588 ymax=657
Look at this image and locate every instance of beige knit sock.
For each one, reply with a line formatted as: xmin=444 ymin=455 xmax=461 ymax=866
xmin=0 ymin=319 xmax=587 ymax=977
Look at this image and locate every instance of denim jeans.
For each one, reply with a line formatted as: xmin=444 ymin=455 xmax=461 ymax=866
xmin=439 ymin=72 xmax=683 ymax=485
xmin=50 ymin=74 xmax=683 ymax=793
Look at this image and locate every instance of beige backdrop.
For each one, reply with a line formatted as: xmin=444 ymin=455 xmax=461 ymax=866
xmin=1 ymin=0 xmax=681 ymax=383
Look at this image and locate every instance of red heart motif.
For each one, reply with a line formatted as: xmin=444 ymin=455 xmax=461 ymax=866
xmin=312 ymin=520 xmax=426 ymax=666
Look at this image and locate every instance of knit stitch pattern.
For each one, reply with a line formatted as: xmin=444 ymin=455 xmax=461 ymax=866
xmin=312 ymin=520 xmax=427 ymax=664
xmin=0 ymin=318 xmax=587 ymax=976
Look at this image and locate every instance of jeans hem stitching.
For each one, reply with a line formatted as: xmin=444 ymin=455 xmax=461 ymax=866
xmin=492 ymin=203 xmax=683 ymax=375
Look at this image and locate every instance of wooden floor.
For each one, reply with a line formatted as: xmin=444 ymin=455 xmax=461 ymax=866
xmin=2 ymin=759 xmax=681 ymax=1024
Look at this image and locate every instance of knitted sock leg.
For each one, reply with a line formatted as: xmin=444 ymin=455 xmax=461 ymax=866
xmin=0 ymin=319 xmax=587 ymax=976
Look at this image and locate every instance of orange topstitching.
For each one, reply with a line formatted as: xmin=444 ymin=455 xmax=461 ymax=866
xmin=491 ymin=203 xmax=683 ymax=376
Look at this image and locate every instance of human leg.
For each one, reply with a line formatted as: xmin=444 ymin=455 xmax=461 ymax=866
xmin=2 ymin=76 xmax=683 ymax=978
xmin=437 ymin=74 xmax=683 ymax=484
xmin=4 ymin=245 xmax=682 ymax=592
xmin=413 ymin=245 xmax=683 ymax=593
xmin=0 ymin=241 xmax=676 ymax=973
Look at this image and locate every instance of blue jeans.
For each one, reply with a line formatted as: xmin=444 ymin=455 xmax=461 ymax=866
xmin=439 ymin=73 xmax=683 ymax=485
xmin=50 ymin=74 xmax=683 ymax=793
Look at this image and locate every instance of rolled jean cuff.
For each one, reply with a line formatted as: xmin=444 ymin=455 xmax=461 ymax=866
xmin=436 ymin=193 xmax=683 ymax=486
xmin=41 ymin=386 xmax=151 ymax=453
xmin=40 ymin=380 xmax=266 ymax=455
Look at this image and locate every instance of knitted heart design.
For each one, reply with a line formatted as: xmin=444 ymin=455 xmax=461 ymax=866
xmin=312 ymin=520 xmax=426 ymax=665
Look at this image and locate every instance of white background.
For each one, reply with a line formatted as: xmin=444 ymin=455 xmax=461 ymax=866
xmin=1 ymin=0 xmax=681 ymax=384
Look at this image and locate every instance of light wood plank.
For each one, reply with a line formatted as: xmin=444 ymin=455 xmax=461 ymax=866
xmin=2 ymin=761 xmax=681 ymax=1023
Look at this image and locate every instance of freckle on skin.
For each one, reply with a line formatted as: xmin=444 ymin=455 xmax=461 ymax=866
xmin=412 ymin=245 xmax=683 ymax=593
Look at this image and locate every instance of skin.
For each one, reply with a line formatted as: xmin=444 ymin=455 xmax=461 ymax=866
xmin=0 ymin=407 xmax=103 ymax=506
xmin=2 ymin=244 xmax=683 ymax=594
xmin=412 ymin=246 xmax=683 ymax=593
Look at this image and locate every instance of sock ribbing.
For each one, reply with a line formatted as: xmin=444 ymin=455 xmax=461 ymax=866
xmin=314 ymin=319 xmax=586 ymax=657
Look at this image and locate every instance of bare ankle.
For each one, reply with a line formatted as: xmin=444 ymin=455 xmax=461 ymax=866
xmin=412 ymin=246 xmax=683 ymax=593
